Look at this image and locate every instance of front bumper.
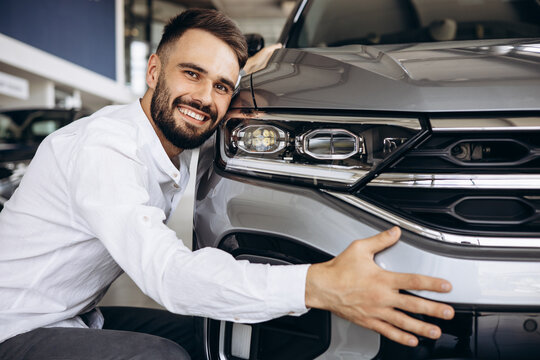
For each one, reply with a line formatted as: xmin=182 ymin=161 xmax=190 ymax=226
xmin=195 ymin=167 xmax=540 ymax=306
xmin=194 ymin=161 xmax=540 ymax=359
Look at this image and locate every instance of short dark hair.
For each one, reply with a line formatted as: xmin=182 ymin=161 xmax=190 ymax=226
xmin=157 ymin=8 xmax=248 ymax=69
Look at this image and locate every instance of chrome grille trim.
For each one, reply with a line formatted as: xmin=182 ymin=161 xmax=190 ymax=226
xmin=223 ymin=156 xmax=369 ymax=184
xmin=257 ymin=113 xmax=422 ymax=130
xmin=368 ymin=173 xmax=540 ymax=189
xmin=431 ymin=117 xmax=540 ymax=131
xmin=323 ymin=191 xmax=540 ymax=248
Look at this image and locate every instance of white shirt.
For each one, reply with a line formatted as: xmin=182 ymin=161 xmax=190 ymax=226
xmin=0 ymin=101 xmax=309 ymax=343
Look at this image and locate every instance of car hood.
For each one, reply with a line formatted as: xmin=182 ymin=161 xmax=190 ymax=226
xmin=235 ymin=39 xmax=540 ymax=113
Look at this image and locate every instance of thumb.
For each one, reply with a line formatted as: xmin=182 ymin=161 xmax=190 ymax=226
xmin=363 ymin=226 xmax=401 ymax=254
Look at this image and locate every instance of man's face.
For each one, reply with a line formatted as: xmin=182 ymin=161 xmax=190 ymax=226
xmin=150 ymin=29 xmax=240 ymax=150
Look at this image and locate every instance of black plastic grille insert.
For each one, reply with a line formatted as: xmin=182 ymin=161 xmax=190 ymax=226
xmin=358 ymin=127 xmax=540 ymax=238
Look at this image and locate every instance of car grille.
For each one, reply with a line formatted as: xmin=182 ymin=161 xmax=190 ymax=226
xmin=345 ymin=116 xmax=540 ymax=246
xmin=358 ymin=187 xmax=540 ymax=237
xmin=390 ymin=132 xmax=540 ymax=172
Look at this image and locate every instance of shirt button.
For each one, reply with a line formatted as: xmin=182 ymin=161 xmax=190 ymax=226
xmin=173 ymin=183 xmax=180 ymax=189
xmin=172 ymin=173 xmax=179 ymax=178
xmin=143 ymin=216 xmax=149 ymax=222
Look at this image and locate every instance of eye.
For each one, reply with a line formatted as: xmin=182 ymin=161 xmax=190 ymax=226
xmin=215 ymin=83 xmax=230 ymax=94
xmin=185 ymin=70 xmax=199 ymax=79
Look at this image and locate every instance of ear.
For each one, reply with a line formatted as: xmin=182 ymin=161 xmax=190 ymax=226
xmin=146 ymin=53 xmax=162 ymax=90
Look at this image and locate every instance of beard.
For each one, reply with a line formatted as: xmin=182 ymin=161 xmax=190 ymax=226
xmin=150 ymin=74 xmax=220 ymax=150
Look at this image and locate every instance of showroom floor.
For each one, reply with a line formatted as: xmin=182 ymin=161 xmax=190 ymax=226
xmin=98 ymin=150 xmax=199 ymax=310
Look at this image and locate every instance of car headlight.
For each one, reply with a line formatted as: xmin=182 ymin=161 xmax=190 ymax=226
xmin=218 ymin=110 xmax=427 ymax=189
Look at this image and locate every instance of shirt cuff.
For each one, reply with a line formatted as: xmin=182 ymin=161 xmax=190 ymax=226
xmin=265 ymin=263 xmax=311 ymax=317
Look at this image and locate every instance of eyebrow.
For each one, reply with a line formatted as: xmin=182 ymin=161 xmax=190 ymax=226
xmin=178 ymin=62 xmax=236 ymax=92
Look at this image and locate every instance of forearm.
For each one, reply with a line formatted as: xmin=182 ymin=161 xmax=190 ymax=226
xmin=161 ymin=247 xmax=310 ymax=322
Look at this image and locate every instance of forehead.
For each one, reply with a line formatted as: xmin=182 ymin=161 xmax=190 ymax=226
xmin=166 ymin=28 xmax=240 ymax=81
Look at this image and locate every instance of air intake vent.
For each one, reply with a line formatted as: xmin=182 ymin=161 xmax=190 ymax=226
xmin=393 ymin=132 xmax=540 ymax=172
xmin=450 ymin=140 xmax=529 ymax=164
xmin=453 ymin=197 xmax=535 ymax=224
xmin=359 ymin=187 xmax=540 ymax=237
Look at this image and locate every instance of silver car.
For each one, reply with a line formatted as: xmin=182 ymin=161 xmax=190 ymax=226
xmin=194 ymin=0 xmax=540 ymax=359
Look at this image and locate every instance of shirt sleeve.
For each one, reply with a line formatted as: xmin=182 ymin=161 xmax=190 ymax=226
xmin=67 ymin=121 xmax=309 ymax=322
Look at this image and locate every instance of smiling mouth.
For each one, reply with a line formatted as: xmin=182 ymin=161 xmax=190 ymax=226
xmin=178 ymin=106 xmax=208 ymax=122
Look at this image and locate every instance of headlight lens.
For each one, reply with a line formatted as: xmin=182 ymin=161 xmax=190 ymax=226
xmin=219 ymin=111 xmax=422 ymax=189
xmin=233 ymin=125 xmax=287 ymax=154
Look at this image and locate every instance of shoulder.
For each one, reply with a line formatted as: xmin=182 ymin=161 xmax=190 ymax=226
xmin=64 ymin=104 xmax=139 ymax=140
xmin=43 ymin=103 xmax=149 ymax=173
xmin=53 ymin=103 xmax=142 ymax=151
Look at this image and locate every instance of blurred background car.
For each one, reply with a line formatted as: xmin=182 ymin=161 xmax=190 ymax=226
xmin=0 ymin=109 xmax=79 ymax=211
xmin=194 ymin=0 xmax=540 ymax=359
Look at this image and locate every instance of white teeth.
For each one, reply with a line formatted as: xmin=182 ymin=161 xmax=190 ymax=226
xmin=179 ymin=107 xmax=205 ymax=121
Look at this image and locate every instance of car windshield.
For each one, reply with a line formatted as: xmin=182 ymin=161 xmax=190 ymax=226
xmin=0 ymin=110 xmax=73 ymax=144
xmin=287 ymin=0 xmax=540 ymax=48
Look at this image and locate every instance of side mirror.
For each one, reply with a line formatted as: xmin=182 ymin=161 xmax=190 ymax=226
xmin=244 ymin=33 xmax=265 ymax=57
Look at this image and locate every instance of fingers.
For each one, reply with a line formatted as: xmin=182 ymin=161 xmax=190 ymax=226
xmin=381 ymin=309 xmax=443 ymax=342
xmin=264 ymin=43 xmax=283 ymax=52
xmin=244 ymin=43 xmax=283 ymax=74
xmin=396 ymin=293 xmax=455 ymax=321
xmin=385 ymin=272 xmax=454 ymax=320
xmin=390 ymin=272 xmax=452 ymax=293
xmin=366 ymin=318 xmax=420 ymax=347
xmin=365 ymin=305 xmax=450 ymax=346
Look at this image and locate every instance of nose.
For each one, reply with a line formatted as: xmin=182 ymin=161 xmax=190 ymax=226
xmin=191 ymin=81 xmax=213 ymax=107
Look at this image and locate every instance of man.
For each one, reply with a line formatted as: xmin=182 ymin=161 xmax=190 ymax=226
xmin=0 ymin=9 xmax=454 ymax=360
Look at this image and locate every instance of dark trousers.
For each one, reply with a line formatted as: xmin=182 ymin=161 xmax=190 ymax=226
xmin=0 ymin=307 xmax=204 ymax=360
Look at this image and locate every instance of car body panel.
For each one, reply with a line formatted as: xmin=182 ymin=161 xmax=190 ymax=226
xmin=246 ymin=40 xmax=540 ymax=112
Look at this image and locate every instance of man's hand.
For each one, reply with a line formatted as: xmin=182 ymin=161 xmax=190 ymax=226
xmin=305 ymin=227 xmax=454 ymax=347
xmin=243 ymin=43 xmax=282 ymax=74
